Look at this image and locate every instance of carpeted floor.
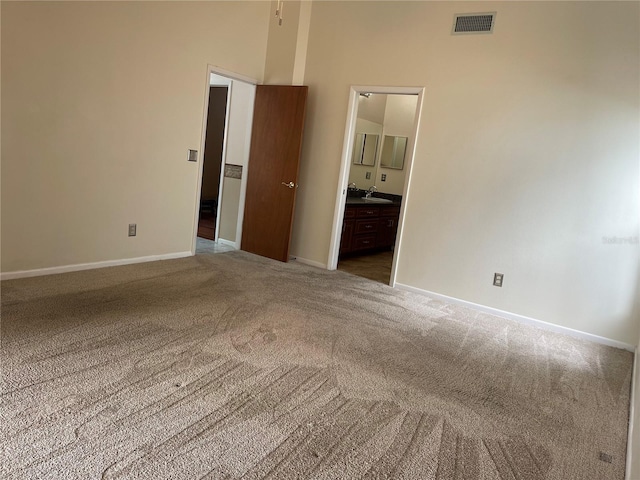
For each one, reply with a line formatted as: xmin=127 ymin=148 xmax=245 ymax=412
xmin=0 ymin=250 xmax=633 ymax=479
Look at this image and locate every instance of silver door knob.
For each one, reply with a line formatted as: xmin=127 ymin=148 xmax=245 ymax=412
xmin=281 ymin=181 xmax=295 ymax=189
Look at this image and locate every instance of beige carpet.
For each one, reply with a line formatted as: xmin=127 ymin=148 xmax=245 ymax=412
xmin=0 ymin=250 xmax=633 ymax=479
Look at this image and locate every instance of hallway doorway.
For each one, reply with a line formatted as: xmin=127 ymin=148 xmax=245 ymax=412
xmin=191 ymin=67 xmax=257 ymax=255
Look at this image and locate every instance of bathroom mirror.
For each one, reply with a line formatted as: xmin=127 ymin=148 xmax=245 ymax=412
xmin=352 ymin=133 xmax=379 ymax=166
xmin=380 ymin=135 xmax=407 ymax=170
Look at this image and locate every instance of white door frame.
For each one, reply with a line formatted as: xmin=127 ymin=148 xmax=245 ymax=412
xmin=191 ymin=65 xmax=257 ymax=255
xmin=327 ymin=85 xmax=424 ymax=287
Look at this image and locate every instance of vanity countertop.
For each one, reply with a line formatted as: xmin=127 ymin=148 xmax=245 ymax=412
xmin=346 ymin=197 xmax=402 ymax=207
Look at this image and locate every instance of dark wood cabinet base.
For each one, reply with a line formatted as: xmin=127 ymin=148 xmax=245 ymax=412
xmin=339 ymin=204 xmax=400 ymax=257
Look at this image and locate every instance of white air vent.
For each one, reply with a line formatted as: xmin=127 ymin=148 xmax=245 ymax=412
xmin=452 ymin=13 xmax=496 ymax=35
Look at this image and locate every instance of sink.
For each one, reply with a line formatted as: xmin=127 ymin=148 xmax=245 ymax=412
xmin=361 ymin=196 xmax=393 ymax=204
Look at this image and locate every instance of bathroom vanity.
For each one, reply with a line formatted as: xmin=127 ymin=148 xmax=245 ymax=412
xmin=339 ymin=199 xmax=401 ymax=256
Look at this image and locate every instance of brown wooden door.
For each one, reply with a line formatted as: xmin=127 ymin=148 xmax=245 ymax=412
xmin=241 ymin=85 xmax=308 ymax=262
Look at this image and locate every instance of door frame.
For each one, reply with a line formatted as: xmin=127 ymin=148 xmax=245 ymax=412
xmin=327 ymin=85 xmax=424 ymax=287
xmin=191 ymin=65 xmax=257 ymax=255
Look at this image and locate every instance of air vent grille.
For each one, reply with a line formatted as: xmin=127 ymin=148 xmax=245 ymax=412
xmin=453 ymin=13 xmax=496 ymax=34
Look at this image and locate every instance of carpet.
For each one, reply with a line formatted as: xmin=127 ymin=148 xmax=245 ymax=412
xmin=0 ymin=250 xmax=633 ymax=479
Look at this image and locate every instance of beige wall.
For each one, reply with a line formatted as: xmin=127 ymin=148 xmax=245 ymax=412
xmin=217 ymin=79 xmax=256 ymax=245
xmin=348 ymin=118 xmax=382 ymax=191
xmin=1 ymin=1 xmax=269 ymax=272
xmin=291 ymin=1 xmax=640 ymax=344
xmin=219 ymin=178 xmax=241 ymax=243
xmin=2 ymin=1 xmax=638 ymax=346
xmin=356 ymin=93 xmax=386 ymax=125
xmin=263 ymin=0 xmax=301 ymax=85
xmin=378 ymin=94 xmax=417 ymax=195
xmin=348 ymin=95 xmax=416 ymax=195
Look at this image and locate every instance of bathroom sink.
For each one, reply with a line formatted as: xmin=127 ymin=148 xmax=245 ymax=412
xmin=361 ymin=197 xmax=393 ymax=204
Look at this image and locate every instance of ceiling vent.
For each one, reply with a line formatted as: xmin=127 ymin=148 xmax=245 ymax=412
xmin=452 ymin=13 xmax=496 ymax=35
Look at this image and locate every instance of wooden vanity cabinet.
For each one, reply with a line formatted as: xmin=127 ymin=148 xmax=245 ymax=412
xmin=340 ymin=208 xmax=355 ymax=254
xmin=377 ymin=206 xmax=401 ymax=249
xmin=340 ymin=204 xmax=400 ymax=256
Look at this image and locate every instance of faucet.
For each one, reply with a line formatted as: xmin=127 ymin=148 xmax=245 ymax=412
xmin=365 ymin=185 xmax=377 ymax=198
xmin=347 ymin=182 xmax=357 ymax=191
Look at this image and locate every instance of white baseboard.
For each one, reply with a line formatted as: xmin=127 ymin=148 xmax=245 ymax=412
xmin=216 ymin=238 xmax=238 ymax=249
xmin=290 ymin=256 xmax=327 ymax=270
xmin=0 ymin=251 xmax=193 ymax=281
xmin=627 ymin=347 xmax=638 ymax=480
xmin=395 ymin=283 xmax=635 ymax=352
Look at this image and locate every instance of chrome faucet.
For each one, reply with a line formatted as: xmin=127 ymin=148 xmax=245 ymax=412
xmin=365 ymin=185 xmax=377 ymax=198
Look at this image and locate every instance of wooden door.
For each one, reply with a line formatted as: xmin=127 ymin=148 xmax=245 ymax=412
xmin=241 ymin=85 xmax=308 ymax=262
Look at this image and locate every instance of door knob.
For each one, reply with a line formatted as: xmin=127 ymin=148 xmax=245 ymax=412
xmin=281 ymin=181 xmax=295 ymax=189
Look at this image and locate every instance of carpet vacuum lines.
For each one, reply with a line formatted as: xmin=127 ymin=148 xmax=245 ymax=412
xmin=0 ymin=250 xmax=633 ymax=479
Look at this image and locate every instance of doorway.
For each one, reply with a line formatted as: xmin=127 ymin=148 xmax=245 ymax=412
xmin=191 ymin=67 xmax=257 ymax=255
xmin=328 ymin=86 xmax=424 ymax=287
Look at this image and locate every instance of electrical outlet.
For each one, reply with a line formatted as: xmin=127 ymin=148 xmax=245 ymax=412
xmin=493 ymin=273 xmax=503 ymax=287
xmin=128 ymin=224 xmax=137 ymax=237
xmin=366 ymin=172 xmax=371 ymax=179
xmin=381 ymin=173 xmax=387 ymax=181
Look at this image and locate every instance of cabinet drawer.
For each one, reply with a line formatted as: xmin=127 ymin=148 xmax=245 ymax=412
xmin=355 ymin=219 xmax=378 ymax=234
xmin=381 ymin=206 xmax=401 ymax=217
xmin=352 ymin=234 xmax=376 ymax=250
xmin=356 ymin=207 xmax=380 ymax=218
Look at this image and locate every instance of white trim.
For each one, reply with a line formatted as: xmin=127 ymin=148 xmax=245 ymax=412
xmin=214 ymin=81 xmax=233 ymax=243
xmin=627 ymin=347 xmax=638 ymax=479
xmin=0 ymin=252 xmax=193 ymax=281
xmin=192 ymin=67 xmax=213 ymax=255
xmin=327 ymin=87 xmax=359 ymax=271
xmin=217 ymin=238 xmax=238 ymax=250
xmin=207 ymin=65 xmax=257 ymax=85
xmin=291 ymin=256 xmax=327 ymax=270
xmin=234 ymin=85 xmax=256 ymax=250
xmin=395 ymin=282 xmax=636 ymax=352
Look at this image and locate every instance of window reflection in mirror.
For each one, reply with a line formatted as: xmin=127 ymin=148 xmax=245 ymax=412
xmin=380 ymin=135 xmax=407 ymax=170
xmin=352 ymin=133 xmax=379 ymax=166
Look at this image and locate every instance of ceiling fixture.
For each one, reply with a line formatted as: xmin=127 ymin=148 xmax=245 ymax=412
xmin=275 ymin=0 xmax=284 ymax=26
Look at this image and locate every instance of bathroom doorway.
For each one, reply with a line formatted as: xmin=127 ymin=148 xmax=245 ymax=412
xmin=328 ymin=86 xmax=424 ymax=286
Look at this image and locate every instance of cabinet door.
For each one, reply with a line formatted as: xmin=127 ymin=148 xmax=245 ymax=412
xmin=340 ymin=219 xmax=354 ymax=254
xmin=377 ymin=217 xmax=400 ymax=248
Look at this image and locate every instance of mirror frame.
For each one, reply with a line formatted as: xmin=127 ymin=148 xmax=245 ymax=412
xmin=380 ymin=135 xmax=408 ymax=170
xmin=351 ymin=132 xmax=379 ymax=166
